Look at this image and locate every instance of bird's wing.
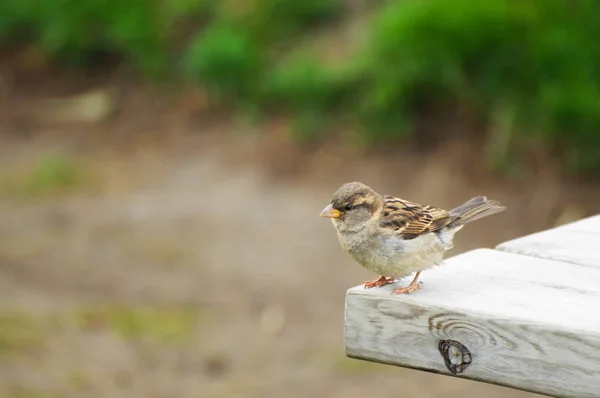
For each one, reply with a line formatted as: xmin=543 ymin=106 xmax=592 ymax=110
xmin=379 ymin=196 xmax=454 ymax=240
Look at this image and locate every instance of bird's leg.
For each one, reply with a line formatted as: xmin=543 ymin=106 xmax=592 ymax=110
xmin=392 ymin=272 xmax=423 ymax=295
xmin=363 ymin=276 xmax=395 ymax=289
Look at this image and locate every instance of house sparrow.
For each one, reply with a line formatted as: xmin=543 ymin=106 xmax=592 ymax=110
xmin=320 ymin=182 xmax=506 ymax=294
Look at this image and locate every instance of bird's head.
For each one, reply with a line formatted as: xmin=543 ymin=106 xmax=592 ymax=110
xmin=319 ymin=182 xmax=383 ymax=232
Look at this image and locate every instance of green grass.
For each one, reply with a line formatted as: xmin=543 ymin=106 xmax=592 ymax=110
xmin=67 ymin=372 xmax=91 ymax=391
xmin=23 ymin=154 xmax=84 ymax=196
xmin=75 ymin=304 xmax=207 ymax=345
xmin=0 ymin=153 xmax=86 ymax=199
xmin=0 ymin=310 xmax=48 ymax=358
xmin=3 ymin=386 xmax=60 ymax=398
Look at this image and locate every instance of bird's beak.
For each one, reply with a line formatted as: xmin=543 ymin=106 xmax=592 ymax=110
xmin=319 ymin=204 xmax=342 ymax=218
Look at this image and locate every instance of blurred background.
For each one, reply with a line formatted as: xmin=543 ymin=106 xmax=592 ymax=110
xmin=0 ymin=0 xmax=599 ymax=397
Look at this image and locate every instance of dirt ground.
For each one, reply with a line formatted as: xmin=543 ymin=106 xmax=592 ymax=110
xmin=0 ymin=76 xmax=599 ymax=398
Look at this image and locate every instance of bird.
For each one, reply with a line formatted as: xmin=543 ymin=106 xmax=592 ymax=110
xmin=319 ymin=182 xmax=506 ymax=294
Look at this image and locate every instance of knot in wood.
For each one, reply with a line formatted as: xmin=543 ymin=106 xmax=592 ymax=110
xmin=438 ymin=339 xmax=472 ymax=374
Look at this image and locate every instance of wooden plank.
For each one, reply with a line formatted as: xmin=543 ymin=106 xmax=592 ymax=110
xmin=344 ymin=249 xmax=600 ymax=398
xmin=557 ymin=215 xmax=600 ymax=234
xmin=496 ymin=215 xmax=600 ymax=268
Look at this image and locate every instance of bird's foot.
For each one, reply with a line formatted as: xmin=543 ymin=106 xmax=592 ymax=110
xmin=392 ymin=281 xmax=423 ymax=295
xmin=392 ymin=271 xmax=423 ymax=295
xmin=363 ymin=276 xmax=395 ymax=289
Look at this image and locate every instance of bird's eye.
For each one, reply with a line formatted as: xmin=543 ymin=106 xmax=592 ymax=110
xmin=344 ymin=204 xmax=353 ymax=211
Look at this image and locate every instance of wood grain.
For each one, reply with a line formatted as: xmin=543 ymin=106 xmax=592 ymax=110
xmin=344 ymin=249 xmax=600 ymax=398
xmin=497 ymin=215 xmax=600 ymax=268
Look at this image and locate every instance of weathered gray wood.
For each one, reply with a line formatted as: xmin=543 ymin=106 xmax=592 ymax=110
xmin=558 ymin=215 xmax=600 ymax=233
xmin=497 ymin=215 xmax=600 ymax=268
xmin=344 ymin=249 xmax=600 ymax=398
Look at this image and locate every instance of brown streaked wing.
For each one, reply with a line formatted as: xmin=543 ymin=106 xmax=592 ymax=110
xmin=379 ymin=196 xmax=453 ymax=239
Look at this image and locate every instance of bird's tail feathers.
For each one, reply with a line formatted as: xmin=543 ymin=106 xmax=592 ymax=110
xmin=448 ymin=196 xmax=506 ymax=228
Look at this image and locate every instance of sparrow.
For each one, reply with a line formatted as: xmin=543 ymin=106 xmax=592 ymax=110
xmin=319 ymin=182 xmax=506 ymax=294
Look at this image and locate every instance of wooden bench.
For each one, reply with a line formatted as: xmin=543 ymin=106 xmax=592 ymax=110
xmin=344 ymin=215 xmax=600 ymax=398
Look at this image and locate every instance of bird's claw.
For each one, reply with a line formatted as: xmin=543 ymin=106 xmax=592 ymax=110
xmin=363 ymin=276 xmax=395 ymax=289
xmin=392 ymin=281 xmax=423 ymax=295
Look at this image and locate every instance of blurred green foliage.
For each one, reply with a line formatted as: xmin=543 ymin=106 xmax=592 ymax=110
xmin=261 ymin=55 xmax=359 ymax=140
xmin=185 ymin=21 xmax=264 ymax=102
xmin=1 ymin=0 xmax=600 ymax=173
xmin=1 ymin=1 xmax=165 ymax=73
xmin=361 ymin=0 xmax=600 ymax=172
xmin=220 ymin=0 xmax=341 ymax=43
